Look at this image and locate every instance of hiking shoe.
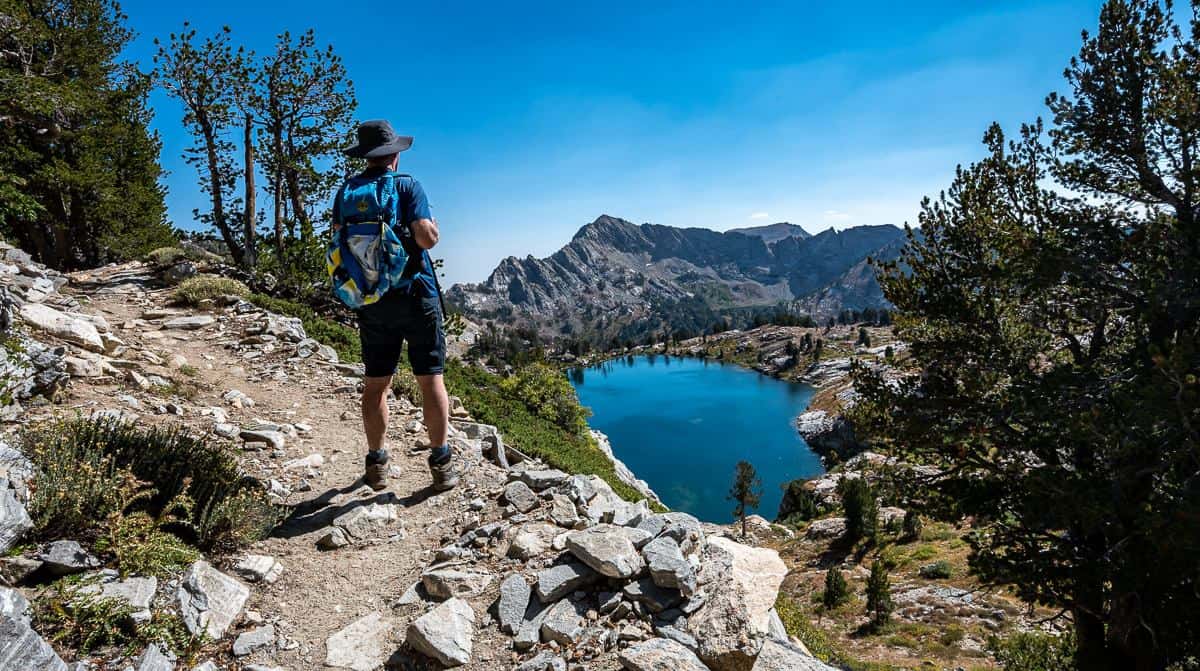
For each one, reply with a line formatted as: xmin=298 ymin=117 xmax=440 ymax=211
xmin=364 ymin=449 xmax=390 ymax=491
xmin=429 ymin=455 xmax=460 ymax=491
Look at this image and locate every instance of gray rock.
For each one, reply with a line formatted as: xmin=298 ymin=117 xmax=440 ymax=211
xmin=623 ymin=578 xmax=682 ymax=614
xmin=232 ymin=555 xmax=283 ymax=584
xmin=0 ymin=587 xmax=68 ymax=670
xmin=0 ymin=481 xmax=32 ymax=554
xmin=565 ymin=524 xmax=645 ymax=579
xmin=655 ymin=624 xmax=698 ymax=651
xmin=325 ymin=612 xmax=391 ymax=671
xmin=514 ymin=598 xmax=552 ymax=651
xmin=232 ymin=624 xmax=275 ymax=657
xmin=636 ymin=513 xmax=667 ymax=538
xmin=515 ymin=650 xmax=566 ymax=671
xmin=213 ymin=423 xmax=239 ymax=439
xmin=564 ymin=474 xmax=598 ymax=503
xmin=317 ymin=526 xmax=350 ymax=550
xmin=766 ymin=607 xmax=787 ymax=641
xmin=519 ymin=469 xmax=569 ymax=491
xmin=18 ymin=303 xmax=104 ymax=352
xmin=618 ymin=637 xmax=710 ymax=671
xmin=752 ymin=638 xmax=840 ymax=670
xmin=162 ymin=315 xmax=215 ymax=330
xmin=176 ymin=560 xmax=249 ymax=640
xmin=394 ymin=580 xmax=433 ymax=607
xmin=0 ymin=446 xmax=33 ymax=499
xmin=496 ymin=573 xmax=531 ymax=635
xmin=134 ymin=643 xmax=176 ymax=671
xmin=406 ymin=597 xmax=474 ymax=667
xmin=548 ymin=494 xmax=580 ymax=528
xmin=239 ymin=429 xmax=286 ymax=451
xmin=643 ymin=536 xmax=697 ymax=596
xmin=503 ymin=480 xmax=539 ymax=514
xmin=507 ymin=522 xmax=558 ymax=561
xmin=190 ymin=661 xmax=219 ymax=671
xmin=420 ymin=569 xmax=494 ymax=600
xmin=534 ymin=561 xmax=600 ymax=602
xmin=39 ymin=540 xmax=100 ymax=576
xmin=79 ymin=576 xmax=156 ymax=623
xmin=539 ymin=599 xmax=584 ymax=646
xmin=0 ymin=557 xmax=40 ymax=586
xmin=659 ymin=512 xmax=705 ymax=555
xmin=333 ymin=502 xmax=399 ymax=540
xmin=687 ymin=537 xmax=788 ymax=671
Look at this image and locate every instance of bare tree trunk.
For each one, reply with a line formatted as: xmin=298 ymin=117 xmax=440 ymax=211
xmin=271 ymin=120 xmax=285 ymax=261
xmin=200 ymin=118 xmax=243 ymax=265
xmin=285 ymin=166 xmax=310 ymax=243
xmin=242 ymin=113 xmax=257 ymax=269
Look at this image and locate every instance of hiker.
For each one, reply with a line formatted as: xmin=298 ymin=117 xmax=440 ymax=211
xmin=330 ymin=119 xmax=459 ymax=492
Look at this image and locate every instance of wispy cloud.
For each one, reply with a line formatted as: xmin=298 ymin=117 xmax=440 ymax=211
xmin=749 ymin=212 xmax=770 ymax=220
xmin=823 ymin=209 xmax=852 ymax=222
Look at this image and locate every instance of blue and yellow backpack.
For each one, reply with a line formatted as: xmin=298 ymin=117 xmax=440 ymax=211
xmin=326 ymin=171 xmax=415 ymax=309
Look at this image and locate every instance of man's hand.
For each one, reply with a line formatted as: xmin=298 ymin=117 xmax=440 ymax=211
xmin=412 ymin=217 xmax=439 ymax=249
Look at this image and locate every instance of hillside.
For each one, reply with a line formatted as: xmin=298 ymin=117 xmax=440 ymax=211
xmin=447 ymin=216 xmax=904 ymax=342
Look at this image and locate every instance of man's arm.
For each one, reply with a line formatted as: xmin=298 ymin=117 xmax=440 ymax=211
xmin=412 ymin=218 xmax=438 ymax=249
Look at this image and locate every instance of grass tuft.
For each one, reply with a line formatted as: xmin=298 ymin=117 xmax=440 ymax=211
xmin=173 ymin=275 xmax=250 ymax=306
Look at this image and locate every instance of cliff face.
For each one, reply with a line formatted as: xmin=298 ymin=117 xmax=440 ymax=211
xmin=448 ymin=215 xmax=905 ymax=339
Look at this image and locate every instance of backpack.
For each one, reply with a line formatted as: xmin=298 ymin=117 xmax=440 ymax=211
xmin=326 ymin=171 xmax=414 ymax=309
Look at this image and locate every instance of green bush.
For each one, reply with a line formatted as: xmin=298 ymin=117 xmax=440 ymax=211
xmin=498 ymin=362 xmax=592 ymax=435
xmin=22 ymin=417 xmax=279 ymax=551
xmin=173 ymin=275 xmax=249 ymax=305
xmin=145 ymin=246 xmax=188 ymax=266
xmin=34 ymin=578 xmax=136 ymax=652
xmin=988 ymin=631 xmax=1076 ymax=671
xmin=902 ymin=509 xmax=923 ymax=541
xmin=775 ymin=593 xmax=839 ymax=662
xmin=838 ymin=476 xmax=878 ymax=543
xmin=919 ymin=560 xmax=954 ymax=579
xmin=822 ymin=566 xmax=850 ymax=610
xmin=94 ymin=508 xmax=200 ymax=579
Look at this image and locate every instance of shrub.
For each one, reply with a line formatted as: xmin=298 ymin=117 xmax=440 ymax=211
xmin=823 ymin=567 xmax=850 ymax=610
xmin=778 ymin=480 xmax=820 ymax=525
xmin=902 ymin=509 xmax=923 ymax=541
xmin=837 ymin=476 xmax=878 ymax=543
xmin=22 ymin=417 xmax=279 ymax=551
xmin=988 ymin=631 xmax=1076 ymax=671
xmin=497 ymin=362 xmax=592 ymax=435
xmin=145 ymin=247 xmax=188 ymax=266
xmin=34 ymin=578 xmax=136 ymax=652
xmin=920 ymin=560 xmax=954 ymax=579
xmin=865 ymin=560 xmax=893 ymax=627
xmin=94 ymin=507 xmax=200 ymax=579
xmin=173 ymin=275 xmax=249 ymax=306
xmin=775 ymin=593 xmax=839 ymax=662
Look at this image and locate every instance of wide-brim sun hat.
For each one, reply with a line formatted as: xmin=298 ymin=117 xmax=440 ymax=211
xmin=343 ymin=119 xmax=413 ymax=158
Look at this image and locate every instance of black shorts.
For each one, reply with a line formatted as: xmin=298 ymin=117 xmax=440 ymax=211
xmin=357 ymin=290 xmax=446 ymax=377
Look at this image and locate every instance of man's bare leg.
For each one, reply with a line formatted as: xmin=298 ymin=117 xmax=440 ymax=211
xmin=418 ymin=373 xmax=458 ymax=489
xmin=361 ymin=375 xmax=393 ymax=489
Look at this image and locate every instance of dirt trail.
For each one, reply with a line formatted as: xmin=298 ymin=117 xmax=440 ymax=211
xmin=55 ymin=264 xmax=516 ymax=670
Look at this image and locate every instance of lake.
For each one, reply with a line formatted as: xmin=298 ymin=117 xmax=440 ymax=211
xmin=568 ymin=354 xmax=823 ymax=523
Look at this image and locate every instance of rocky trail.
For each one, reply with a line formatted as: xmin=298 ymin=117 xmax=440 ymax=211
xmin=0 ymin=252 xmax=833 ymax=671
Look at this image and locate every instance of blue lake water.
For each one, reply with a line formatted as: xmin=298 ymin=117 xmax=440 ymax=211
xmin=568 ymin=354 xmax=823 ymax=523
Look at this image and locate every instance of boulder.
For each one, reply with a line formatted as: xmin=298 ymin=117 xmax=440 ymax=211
xmin=658 ymin=513 xmax=705 ymax=555
xmin=496 ymin=573 xmax=530 ymax=635
xmin=519 ymin=469 xmax=569 ymax=491
xmin=421 ymin=569 xmax=495 ymax=600
xmin=565 ymin=524 xmax=645 ymax=579
xmin=239 ymin=429 xmax=286 ymax=451
xmin=618 ymin=637 xmax=710 ymax=671
xmin=79 ymin=575 xmax=156 ymax=623
xmin=534 ymin=561 xmax=600 ymax=602
xmin=133 ymin=643 xmax=176 ymax=671
xmin=503 ymin=480 xmax=539 ymax=514
xmin=325 ymin=612 xmax=391 ymax=671
xmin=514 ymin=599 xmax=552 ymax=651
xmin=333 ymin=502 xmax=399 ymax=540
xmin=176 ymin=560 xmax=249 ymax=640
xmin=539 ymin=599 xmax=585 ymax=646
xmin=686 ymin=537 xmax=788 ymax=671
xmin=549 ymin=494 xmax=580 ymax=528
xmin=232 ymin=624 xmax=275 ymax=657
xmin=515 ymin=650 xmax=567 ymax=671
xmin=0 ymin=481 xmax=32 ymax=554
xmin=406 ymin=597 xmax=474 ymax=667
xmin=0 ymin=557 xmax=40 ymax=586
xmin=0 ymin=587 xmax=68 ymax=671
xmin=623 ymin=578 xmax=683 ymax=614
xmin=507 ymin=522 xmax=559 ymax=561
xmin=38 ymin=540 xmax=100 ymax=576
xmin=18 ymin=303 xmax=104 ymax=352
xmin=804 ymin=518 xmax=846 ymax=540
xmin=642 ymin=536 xmax=697 ymax=596
xmin=752 ymin=638 xmax=839 ymax=671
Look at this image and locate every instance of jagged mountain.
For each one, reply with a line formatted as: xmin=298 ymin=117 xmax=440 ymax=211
xmin=727 ymin=222 xmax=812 ymax=243
xmin=448 ymin=215 xmax=904 ymax=341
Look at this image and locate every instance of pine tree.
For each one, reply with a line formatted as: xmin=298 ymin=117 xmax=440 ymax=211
xmin=0 ymin=0 xmax=174 ymax=268
xmin=851 ymin=1 xmax=1200 ymax=666
xmin=865 ymin=561 xmax=892 ymax=627
xmin=823 ymin=567 xmax=849 ymax=610
xmin=727 ymin=460 xmax=762 ymax=538
xmin=837 ymin=476 xmax=877 ymax=543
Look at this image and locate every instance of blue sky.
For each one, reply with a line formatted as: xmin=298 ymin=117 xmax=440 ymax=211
xmin=120 ymin=0 xmax=1105 ymax=286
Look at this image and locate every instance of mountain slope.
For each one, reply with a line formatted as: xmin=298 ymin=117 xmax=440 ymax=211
xmin=448 ymin=215 xmax=904 ymax=341
xmin=727 ymin=222 xmax=812 ymax=243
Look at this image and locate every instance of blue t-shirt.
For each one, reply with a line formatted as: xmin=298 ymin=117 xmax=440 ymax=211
xmin=332 ymin=169 xmax=437 ymax=291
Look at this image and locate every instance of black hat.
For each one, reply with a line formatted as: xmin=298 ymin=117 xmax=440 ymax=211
xmin=343 ymin=120 xmax=413 ymax=158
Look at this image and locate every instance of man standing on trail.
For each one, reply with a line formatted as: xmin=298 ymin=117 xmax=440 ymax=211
xmin=334 ymin=120 xmax=459 ymax=492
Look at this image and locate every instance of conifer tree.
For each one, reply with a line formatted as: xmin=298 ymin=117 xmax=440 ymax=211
xmin=851 ymin=1 xmax=1200 ymax=666
xmin=0 ymin=0 xmax=173 ymax=267
xmin=728 ymin=460 xmax=762 ymax=538
xmin=865 ymin=560 xmax=892 ymax=627
xmin=823 ymin=566 xmax=849 ymax=610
